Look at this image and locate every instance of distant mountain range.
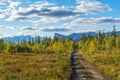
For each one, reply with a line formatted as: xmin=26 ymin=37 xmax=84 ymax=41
xmin=3 ymin=35 xmax=44 ymax=43
xmin=55 ymin=31 xmax=120 ymax=42
xmin=55 ymin=32 xmax=98 ymax=42
xmin=3 ymin=31 xmax=120 ymax=43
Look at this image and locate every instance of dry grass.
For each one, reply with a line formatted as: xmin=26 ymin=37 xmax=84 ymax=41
xmin=0 ymin=53 xmax=71 ymax=80
xmin=79 ymin=49 xmax=120 ymax=80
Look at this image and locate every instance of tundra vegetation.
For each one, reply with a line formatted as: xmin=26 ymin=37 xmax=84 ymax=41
xmin=0 ymin=36 xmax=74 ymax=80
xmin=77 ymin=26 xmax=120 ymax=80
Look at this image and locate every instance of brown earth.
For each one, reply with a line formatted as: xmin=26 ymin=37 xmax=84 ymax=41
xmin=70 ymin=51 xmax=109 ymax=80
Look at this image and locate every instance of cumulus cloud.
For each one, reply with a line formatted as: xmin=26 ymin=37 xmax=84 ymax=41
xmin=18 ymin=9 xmax=76 ymax=17
xmin=0 ymin=12 xmax=5 ymax=18
xmin=0 ymin=2 xmax=6 ymax=5
xmin=75 ymin=0 xmax=112 ymax=14
xmin=32 ymin=15 xmax=78 ymax=25
xmin=5 ymin=0 xmax=112 ymax=25
xmin=9 ymin=1 xmax=20 ymax=9
xmin=30 ymin=1 xmax=55 ymax=8
xmin=0 ymin=8 xmax=8 ymax=18
xmin=0 ymin=24 xmax=72 ymax=38
xmin=5 ymin=1 xmax=82 ymax=26
xmin=40 ymin=28 xmax=70 ymax=32
xmin=6 ymin=6 xmax=79 ymax=21
xmin=71 ymin=17 xmax=120 ymax=26
xmin=22 ymin=26 xmax=71 ymax=32
xmin=2 ymin=16 xmax=120 ymax=33
xmin=0 ymin=25 xmax=71 ymax=32
xmin=32 ymin=17 xmax=59 ymax=24
xmin=0 ymin=1 xmax=21 ymax=19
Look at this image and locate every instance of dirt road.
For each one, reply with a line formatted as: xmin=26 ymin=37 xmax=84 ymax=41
xmin=70 ymin=51 xmax=106 ymax=80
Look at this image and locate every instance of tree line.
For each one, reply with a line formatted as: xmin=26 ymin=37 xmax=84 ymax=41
xmin=0 ymin=25 xmax=119 ymax=54
xmin=77 ymin=25 xmax=119 ymax=54
xmin=0 ymin=36 xmax=74 ymax=54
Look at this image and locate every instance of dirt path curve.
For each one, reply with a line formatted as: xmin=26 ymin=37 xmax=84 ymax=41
xmin=70 ymin=51 xmax=106 ymax=80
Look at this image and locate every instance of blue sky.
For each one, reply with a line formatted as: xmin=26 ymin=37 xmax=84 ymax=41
xmin=0 ymin=0 xmax=120 ymax=38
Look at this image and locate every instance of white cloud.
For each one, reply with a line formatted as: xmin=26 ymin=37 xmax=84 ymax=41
xmin=9 ymin=1 xmax=20 ymax=9
xmin=0 ymin=25 xmax=71 ymax=38
xmin=32 ymin=15 xmax=78 ymax=25
xmin=32 ymin=17 xmax=59 ymax=25
xmin=0 ymin=13 xmax=5 ymax=18
xmin=0 ymin=1 xmax=21 ymax=19
xmin=0 ymin=2 xmax=6 ymax=5
xmin=30 ymin=1 xmax=55 ymax=8
xmin=5 ymin=0 xmax=112 ymax=25
xmin=0 ymin=8 xmax=7 ymax=18
xmin=7 ymin=6 xmax=78 ymax=21
xmin=0 ymin=25 xmax=71 ymax=32
xmin=75 ymin=0 xmax=112 ymax=14
xmin=74 ymin=17 xmax=120 ymax=24
xmin=6 ymin=0 xmax=81 ymax=25
xmin=66 ymin=17 xmax=120 ymax=28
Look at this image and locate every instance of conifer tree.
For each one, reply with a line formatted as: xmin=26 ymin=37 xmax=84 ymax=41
xmin=0 ymin=39 xmax=5 ymax=53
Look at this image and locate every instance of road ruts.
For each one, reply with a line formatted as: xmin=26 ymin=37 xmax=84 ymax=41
xmin=70 ymin=51 xmax=106 ymax=80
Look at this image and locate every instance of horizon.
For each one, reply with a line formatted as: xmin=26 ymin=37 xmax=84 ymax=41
xmin=2 ymin=29 xmax=119 ymax=39
xmin=0 ymin=0 xmax=120 ymax=38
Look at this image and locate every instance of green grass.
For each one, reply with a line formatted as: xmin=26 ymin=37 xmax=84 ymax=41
xmin=79 ymin=49 xmax=120 ymax=80
xmin=0 ymin=53 xmax=71 ymax=80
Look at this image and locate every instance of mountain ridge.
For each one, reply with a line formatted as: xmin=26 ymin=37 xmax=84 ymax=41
xmin=55 ymin=31 xmax=120 ymax=42
xmin=3 ymin=31 xmax=120 ymax=43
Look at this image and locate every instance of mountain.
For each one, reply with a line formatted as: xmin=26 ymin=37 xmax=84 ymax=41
xmin=116 ymin=31 xmax=120 ymax=35
xmin=3 ymin=31 xmax=120 ymax=43
xmin=55 ymin=32 xmax=98 ymax=42
xmin=69 ymin=32 xmax=97 ymax=42
xmin=3 ymin=35 xmax=44 ymax=43
xmin=55 ymin=31 xmax=120 ymax=42
xmin=54 ymin=33 xmax=69 ymax=39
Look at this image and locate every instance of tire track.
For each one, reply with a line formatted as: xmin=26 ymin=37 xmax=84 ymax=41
xmin=70 ymin=51 xmax=106 ymax=80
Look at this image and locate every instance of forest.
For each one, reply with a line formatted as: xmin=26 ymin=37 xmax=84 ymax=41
xmin=0 ymin=36 xmax=74 ymax=54
xmin=77 ymin=26 xmax=120 ymax=80
xmin=0 ymin=26 xmax=120 ymax=80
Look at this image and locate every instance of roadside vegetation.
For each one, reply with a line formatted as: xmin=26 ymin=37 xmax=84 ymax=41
xmin=0 ymin=36 xmax=74 ymax=80
xmin=77 ymin=26 xmax=120 ymax=80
